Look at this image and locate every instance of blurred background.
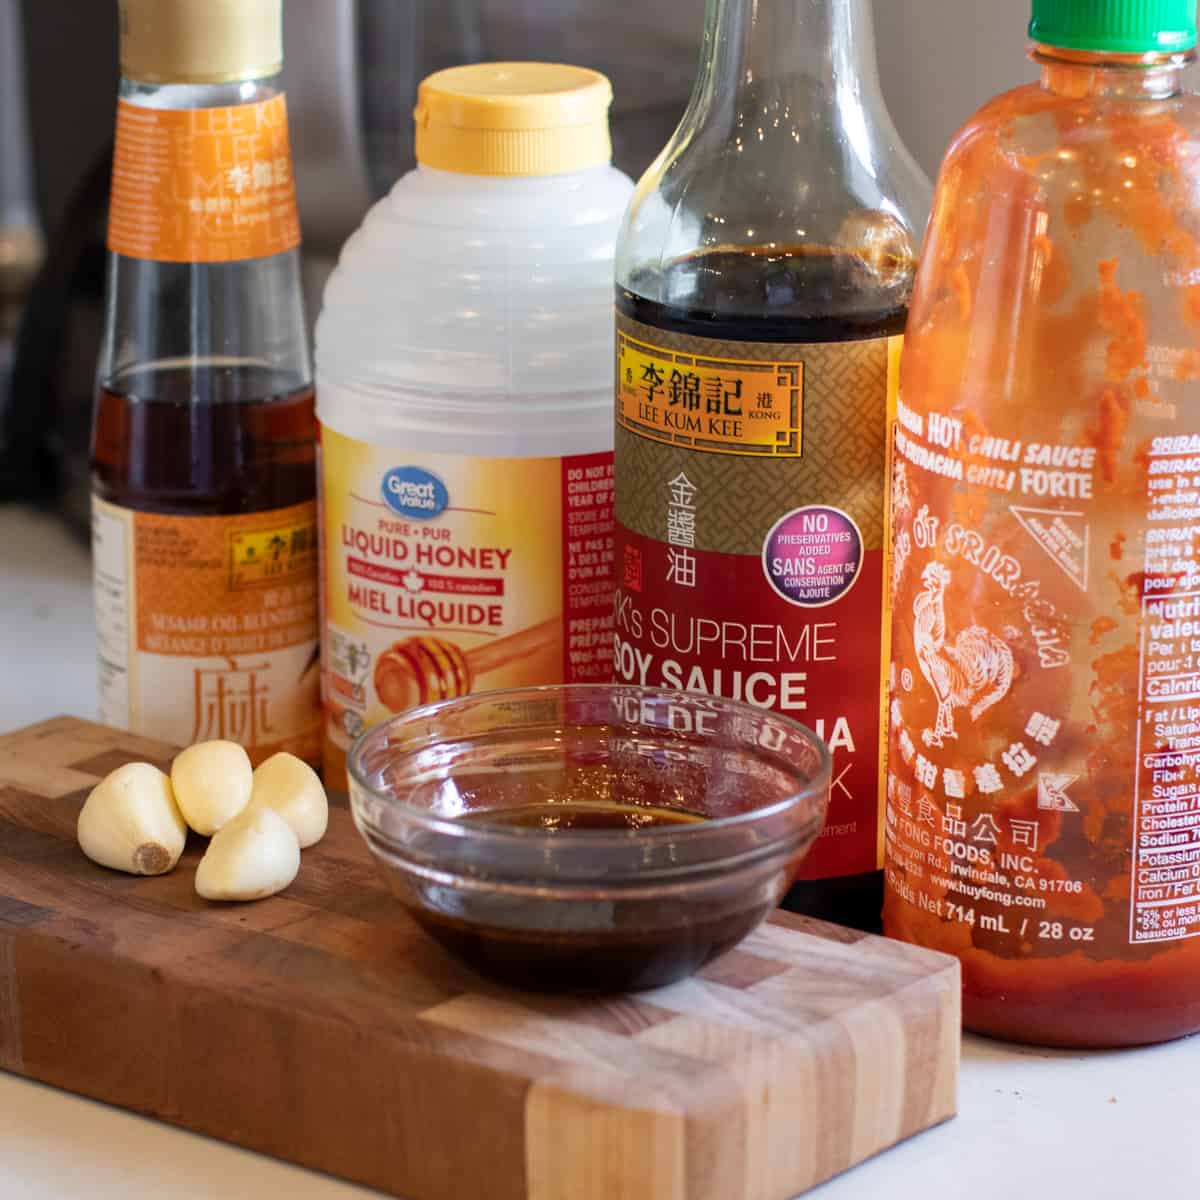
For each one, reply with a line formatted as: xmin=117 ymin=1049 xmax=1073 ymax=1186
xmin=0 ymin=0 xmax=1060 ymax=531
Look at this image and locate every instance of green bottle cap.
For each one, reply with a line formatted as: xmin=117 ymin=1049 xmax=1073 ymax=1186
xmin=1029 ymin=0 xmax=1197 ymax=54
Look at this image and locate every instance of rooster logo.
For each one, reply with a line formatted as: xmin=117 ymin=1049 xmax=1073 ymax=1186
xmin=913 ymin=562 xmax=1014 ymax=747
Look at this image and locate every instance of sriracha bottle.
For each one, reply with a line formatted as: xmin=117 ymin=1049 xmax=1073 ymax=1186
xmin=884 ymin=0 xmax=1200 ymax=1046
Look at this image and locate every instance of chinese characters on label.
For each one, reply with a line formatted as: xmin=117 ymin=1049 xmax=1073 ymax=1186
xmin=618 ymin=333 xmax=803 ymax=456
xmin=665 ymin=472 xmax=697 ymax=589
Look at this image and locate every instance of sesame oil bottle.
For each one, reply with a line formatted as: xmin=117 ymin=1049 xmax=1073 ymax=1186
xmin=91 ymin=0 xmax=320 ymax=764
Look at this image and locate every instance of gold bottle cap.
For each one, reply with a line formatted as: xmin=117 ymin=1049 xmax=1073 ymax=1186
xmin=119 ymin=0 xmax=283 ymax=84
xmin=414 ymin=63 xmax=614 ymax=177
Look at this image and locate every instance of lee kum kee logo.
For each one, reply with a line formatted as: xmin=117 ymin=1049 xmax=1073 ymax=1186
xmin=616 ymin=331 xmax=804 ymax=457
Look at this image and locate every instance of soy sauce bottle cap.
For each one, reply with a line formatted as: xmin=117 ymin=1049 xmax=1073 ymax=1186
xmin=414 ymin=62 xmax=614 ymax=177
xmin=119 ymin=0 xmax=283 ymax=84
xmin=1029 ymin=0 xmax=1197 ymax=54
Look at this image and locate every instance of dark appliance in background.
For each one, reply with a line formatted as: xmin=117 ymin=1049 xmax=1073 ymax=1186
xmin=0 ymin=0 xmax=696 ymax=540
xmin=0 ymin=0 xmax=46 ymax=505
xmin=356 ymin=0 xmax=697 ymax=201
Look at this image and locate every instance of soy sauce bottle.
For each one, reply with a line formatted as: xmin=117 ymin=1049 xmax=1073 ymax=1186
xmin=91 ymin=0 xmax=320 ymax=765
xmin=613 ymin=0 xmax=929 ymax=929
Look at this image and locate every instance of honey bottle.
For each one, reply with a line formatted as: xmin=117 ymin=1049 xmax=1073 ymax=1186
xmin=885 ymin=0 xmax=1200 ymax=1046
xmin=90 ymin=0 xmax=320 ymax=765
xmin=315 ymin=65 xmax=632 ymax=788
xmin=613 ymin=0 xmax=929 ymax=929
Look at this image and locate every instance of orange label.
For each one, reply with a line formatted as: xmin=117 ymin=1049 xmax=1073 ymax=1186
xmin=92 ymin=497 xmax=320 ymax=765
xmin=107 ymin=94 xmax=301 ymax=263
xmin=617 ymin=329 xmax=804 ymax=456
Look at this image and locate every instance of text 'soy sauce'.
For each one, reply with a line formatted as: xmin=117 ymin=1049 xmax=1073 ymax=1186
xmin=885 ymin=0 xmax=1200 ymax=1046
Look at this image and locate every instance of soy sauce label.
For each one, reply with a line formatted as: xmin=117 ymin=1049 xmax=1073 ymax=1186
xmin=613 ymin=311 xmax=902 ymax=879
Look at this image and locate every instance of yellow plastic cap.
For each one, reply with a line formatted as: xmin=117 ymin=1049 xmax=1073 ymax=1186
xmin=414 ymin=63 xmax=614 ymax=177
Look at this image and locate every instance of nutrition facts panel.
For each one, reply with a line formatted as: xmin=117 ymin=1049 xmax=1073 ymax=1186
xmin=1133 ymin=585 xmax=1200 ymax=942
xmin=1132 ymin=439 xmax=1200 ymax=942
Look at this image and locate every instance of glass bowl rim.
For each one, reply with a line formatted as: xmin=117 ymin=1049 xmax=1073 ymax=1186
xmin=346 ymin=682 xmax=833 ymax=849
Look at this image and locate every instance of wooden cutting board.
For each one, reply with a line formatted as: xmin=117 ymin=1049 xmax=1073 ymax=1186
xmin=0 ymin=717 xmax=959 ymax=1200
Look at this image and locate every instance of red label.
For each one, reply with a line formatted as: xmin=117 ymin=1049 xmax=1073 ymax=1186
xmin=562 ymin=452 xmax=616 ymax=683
xmin=613 ymin=521 xmax=883 ymax=879
xmin=612 ymin=315 xmax=899 ymax=881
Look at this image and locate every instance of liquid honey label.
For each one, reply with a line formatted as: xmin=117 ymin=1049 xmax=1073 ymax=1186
xmin=613 ymin=311 xmax=902 ymax=880
xmin=107 ymin=94 xmax=300 ymax=263
xmin=92 ymin=497 xmax=321 ymax=764
xmin=318 ymin=424 xmax=614 ymax=781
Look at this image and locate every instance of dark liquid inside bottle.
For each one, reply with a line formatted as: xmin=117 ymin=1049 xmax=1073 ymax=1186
xmin=91 ymin=363 xmax=317 ymax=514
xmin=618 ymin=245 xmax=908 ymax=344
xmin=618 ymin=246 xmax=911 ymax=934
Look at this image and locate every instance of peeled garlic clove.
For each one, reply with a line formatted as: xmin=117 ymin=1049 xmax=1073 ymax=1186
xmin=195 ymin=806 xmax=300 ymax=902
xmin=77 ymin=762 xmax=187 ymax=876
xmin=171 ymin=739 xmax=253 ymax=836
xmin=249 ymin=752 xmax=328 ymax=849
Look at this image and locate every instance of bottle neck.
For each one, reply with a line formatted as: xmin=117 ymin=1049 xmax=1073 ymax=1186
xmin=119 ymin=69 xmax=284 ymax=113
xmin=691 ymin=0 xmax=884 ymax=132
xmin=1035 ymin=45 xmax=1192 ymax=100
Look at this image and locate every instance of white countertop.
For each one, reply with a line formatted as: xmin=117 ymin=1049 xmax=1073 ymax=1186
xmin=1 ymin=502 xmax=1197 ymax=1199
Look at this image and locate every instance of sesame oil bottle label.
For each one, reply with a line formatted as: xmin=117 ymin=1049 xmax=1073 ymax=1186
xmin=93 ymin=498 xmax=320 ymax=762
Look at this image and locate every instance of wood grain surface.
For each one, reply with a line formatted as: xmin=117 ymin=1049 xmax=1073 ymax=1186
xmin=0 ymin=717 xmax=960 ymax=1200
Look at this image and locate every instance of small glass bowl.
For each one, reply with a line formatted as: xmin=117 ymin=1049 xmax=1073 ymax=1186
xmin=348 ymin=684 xmax=831 ymax=993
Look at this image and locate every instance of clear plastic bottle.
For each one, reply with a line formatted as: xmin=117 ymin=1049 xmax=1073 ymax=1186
xmin=315 ymin=64 xmax=633 ymax=787
xmin=613 ymin=0 xmax=929 ymax=930
xmin=884 ymin=0 xmax=1200 ymax=1046
xmin=91 ymin=0 xmax=319 ymax=764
